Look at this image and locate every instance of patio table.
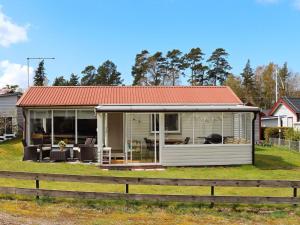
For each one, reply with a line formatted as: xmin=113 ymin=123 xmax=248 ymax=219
xmin=50 ymin=149 xmax=69 ymax=162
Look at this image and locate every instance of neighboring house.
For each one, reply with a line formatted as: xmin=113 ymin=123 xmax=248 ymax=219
xmin=0 ymin=91 xmax=23 ymax=141
xmin=261 ymin=97 xmax=300 ymax=129
xmin=17 ymin=86 xmax=259 ymax=166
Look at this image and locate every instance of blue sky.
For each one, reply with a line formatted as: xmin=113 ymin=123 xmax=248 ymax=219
xmin=1 ymin=0 xmax=300 ymax=88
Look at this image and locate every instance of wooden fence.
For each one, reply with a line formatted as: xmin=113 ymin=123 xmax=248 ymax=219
xmin=0 ymin=171 xmax=299 ymax=205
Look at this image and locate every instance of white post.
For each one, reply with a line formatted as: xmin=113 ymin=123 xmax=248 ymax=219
xmin=221 ymin=112 xmax=224 ymax=144
xmin=51 ymin=110 xmax=54 ymax=146
xmin=192 ymin=112 xmax=195 ymax=144
xmin=75 ymin=110 xmax=78 ymax=144
xmin=154 ymin=113 xmax=157 ymax=164
xmin=97 ymin=113 xmax=103 ymax=164
xmin=159 ymin=113 xmax=165 ymax=164
xmin=104 ymin=113 xmax=108 ymax=147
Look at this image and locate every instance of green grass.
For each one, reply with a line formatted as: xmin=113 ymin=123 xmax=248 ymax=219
xmin=1 ymin=138 xmax=300 ymax=224
xmin=0 ymin=138 xmax=300 ymax=197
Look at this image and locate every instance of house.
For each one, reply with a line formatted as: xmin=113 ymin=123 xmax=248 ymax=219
xmin=17 ymin=86 xmax=259 ymax=166
xmin=261 ymin=97 xmax=300 ymax=129
xmin=0 ymin=90 xmax=23 ymax=141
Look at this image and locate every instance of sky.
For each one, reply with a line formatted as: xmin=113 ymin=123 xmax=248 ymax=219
xmin=1 ymin=0 xmax=300 ymax=89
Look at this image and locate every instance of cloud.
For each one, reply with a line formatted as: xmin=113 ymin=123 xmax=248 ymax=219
xmin=0 ymin=6 xmax=28 ymax=47
xmin=0 ymin=60 xmax=33 ymax=89
xmin=292 ymin=0 xmax=300 ymax=10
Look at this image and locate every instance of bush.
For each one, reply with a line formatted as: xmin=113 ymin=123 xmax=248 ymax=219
xmin=264 ymin=127 xmax=292 ymax=141
xmin=283 ymin=129 xmax=300 ymax=141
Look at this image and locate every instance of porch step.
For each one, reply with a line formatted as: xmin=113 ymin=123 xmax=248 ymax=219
xmin=100 ymin=164 xmax=164 ymax=170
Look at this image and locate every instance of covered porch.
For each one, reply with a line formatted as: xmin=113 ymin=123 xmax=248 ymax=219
xmin=96 ymin=105 xmax=258 ymax=167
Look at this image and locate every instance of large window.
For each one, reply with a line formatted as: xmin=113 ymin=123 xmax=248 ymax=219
xmin=151 ymin=113 xmax=180 ymax=133
xmin=30 ymin=110 xmax=52 ymax=145
xmin=53 ymin=110 xmax=75 ymax=145
xmin=77 ymin=110 xmax=97 ymax=144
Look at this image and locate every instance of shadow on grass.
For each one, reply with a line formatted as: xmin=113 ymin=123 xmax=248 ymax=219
xmin=255 ymin=154 xmax=298 ymax=170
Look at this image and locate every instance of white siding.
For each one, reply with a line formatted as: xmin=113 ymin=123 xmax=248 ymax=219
xmin=161 ymin=145 xmax=252 ymax=166
xmin=272 ymin=104 xmax=297 ymax=127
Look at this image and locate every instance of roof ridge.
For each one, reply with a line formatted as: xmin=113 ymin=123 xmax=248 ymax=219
xmin=29 ymin=85 xmax=228 ymax=89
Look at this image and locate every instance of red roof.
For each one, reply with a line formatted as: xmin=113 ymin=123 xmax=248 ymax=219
xmin=17 ymin=86 xmax=242 ymax=107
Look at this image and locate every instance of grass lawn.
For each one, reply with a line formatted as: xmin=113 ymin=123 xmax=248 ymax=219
xmin=1 ymin=138 xmax=300 ymax=224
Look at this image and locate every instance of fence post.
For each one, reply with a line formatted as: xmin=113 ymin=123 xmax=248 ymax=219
xmin=35 ymin=177 xmax=40 ymax=200
xmin=293 ymin=188 xmax=297 ymax=207
xmin=125 ymin=184 xmax=129 ymax=194
xmin=210 ymin=186 xmax=215 ymax=207
xmin=278 ymin=138 xmax=281 ymax=146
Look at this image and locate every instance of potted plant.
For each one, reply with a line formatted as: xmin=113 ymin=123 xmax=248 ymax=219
xmin=58 ymin=140 xmax=66 ymax=151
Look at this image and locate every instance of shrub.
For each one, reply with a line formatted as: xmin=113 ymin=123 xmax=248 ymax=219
xmin=283 ymin=129 xmax=300 ymax=141
xmin=264 ymin=127 xmax=292 ymax=141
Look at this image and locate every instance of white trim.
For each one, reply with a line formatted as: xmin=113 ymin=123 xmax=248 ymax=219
xmin=164 ymin=144 xmax=252 ymax=148
xmin=150 ymin=113 xmax=181 ymax=134
xmin=159 ymin=113 xmax=164 ymax=164
xmin=97 ymin=113 xmax=103 ymax=163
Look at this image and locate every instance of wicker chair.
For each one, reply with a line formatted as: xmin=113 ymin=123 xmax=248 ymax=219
xmin=23 ymin=145 xmax=40 ymax=161
xmin=79 ymin=146 xmax=97 ymax=162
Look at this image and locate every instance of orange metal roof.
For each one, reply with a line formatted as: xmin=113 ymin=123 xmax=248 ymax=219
xmin=16 ymin=86 xmax=242 ymax=107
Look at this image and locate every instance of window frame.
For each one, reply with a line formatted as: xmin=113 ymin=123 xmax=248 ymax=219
xmin=150 ymin=113 xmax=181 ymax=134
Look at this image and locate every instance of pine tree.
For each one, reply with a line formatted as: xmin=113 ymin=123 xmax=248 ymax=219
xmin=278 ymin=62 xmax=290 ymax=97
xmin=53 ymin=76 xmax=67 ymax=86
xmin=81 ymin=65 xmax=97 ymax=85
xmin=69 ymin=73 xmax=80 ymax=86
xmin=207 ymin=48 xmax=232 ymax=85
xmin=96 ymin=60 xmax=123 ymax=85
xmin=132 ymin=50 xmax=149 ymax=85
xmin=33 ymin=60 xmax=47 ymax=86
xmin=164 ymin=49 xmax=185 ymax=86
xmin=241 ymin=60 xmax=256 ymax=104
xmin=147 ymin=52 xmax=165 ymax=86
xmin=184 ymin=48 xmax=208 ymax=85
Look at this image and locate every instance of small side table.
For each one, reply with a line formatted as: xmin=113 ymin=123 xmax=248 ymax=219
xmin=50 ymin=149 xmax=69 ymax=162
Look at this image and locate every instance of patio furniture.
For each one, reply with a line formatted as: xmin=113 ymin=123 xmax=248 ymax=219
xmin=50 ymin=149 xmax=70 ymax=162
xmin=204 ymin=133 xmax=222 ymax=144
xmin=23 ymin=145 xmax=40 ymax=161
xmin=102 ymin=147 xmax=111 ymax=164
xmin=79 ymin=146 xmax=97 ymax=162
xmin=184 ymin=137 xmax=190 ymax=144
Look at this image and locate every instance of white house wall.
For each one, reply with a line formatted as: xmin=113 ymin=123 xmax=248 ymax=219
xmin=161 ymin=145 xmax=252 ymax=166
xmin=273 ymin=104 xmax=297 ymax=127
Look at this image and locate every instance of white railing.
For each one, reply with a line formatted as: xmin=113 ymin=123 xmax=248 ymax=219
xmin=269 ymin=138 xmax=300 ymax=152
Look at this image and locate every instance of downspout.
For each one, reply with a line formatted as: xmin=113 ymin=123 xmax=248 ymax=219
xmin=252 ymin=112 xmax=257 ymax=165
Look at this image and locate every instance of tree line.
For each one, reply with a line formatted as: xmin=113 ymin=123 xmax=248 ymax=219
xmin=31 ymin=48 xmax=300 ymax=109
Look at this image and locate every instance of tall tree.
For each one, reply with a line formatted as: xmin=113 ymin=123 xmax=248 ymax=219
xmin=241 ymin=60 xmax=256 ymax=104
xmin=4 ymin=84 xmax=19 ymax=93
xmin=224 ymin=74 xmax=244 ymax=101
xmin=184 ymin=48 xmax=208 ymax=86
xmin=95 ymin=60 xmax=123 ymax=85
xmin=69 ymin=73 xmax=80 ymax=86
xmin=164 ymin=49 xmax=185 ymax=85
xmin=33 ymin=60 xmax=47 ymax=86
xmin=132 ymin=50 xmax=149 ymax=85
xmin=53 ymin=76 xmax=68 ymax=86
xmin=147 ymin=52 xmax=165 ymax=86
xmin=207 ymin=48 xmax=232 ymax=85
xmin=262 ymin=63 xmax=276 ymax=109
xmin=81 ymin=65 xmax=97 ymax=85
xmin=278 ymin=62 xmax=290 ymax=97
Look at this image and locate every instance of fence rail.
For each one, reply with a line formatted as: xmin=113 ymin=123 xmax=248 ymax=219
xmin=270 ymin=138 xmax=300 ymax=152
xmin=0 ymin=171 xmax=299 ymax=205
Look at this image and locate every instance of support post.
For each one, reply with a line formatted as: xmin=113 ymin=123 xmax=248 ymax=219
xmin=35 ymin=178 xmax=40 ymax=200
xmin=125 ymin=184 xmax=129 ymax=194
xmin=97 ymin=113 xmax=104 ymax=164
